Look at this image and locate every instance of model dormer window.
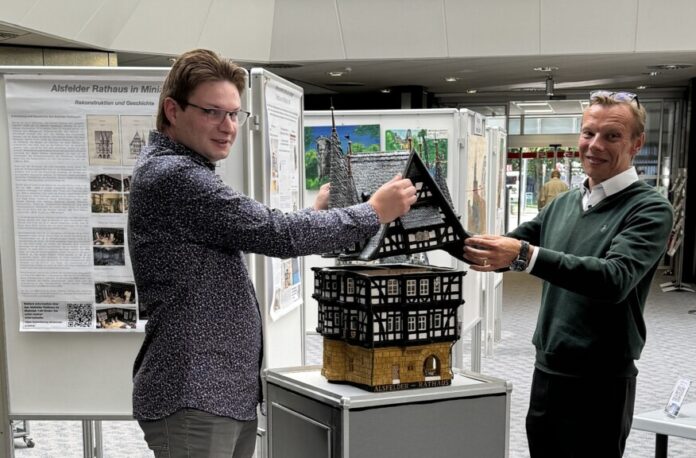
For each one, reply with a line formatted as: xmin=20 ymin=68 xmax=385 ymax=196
xmin=433 ymin=277 xmax=441 ymax=293
xmin=346 ymin=278 xmax=354 ymax=294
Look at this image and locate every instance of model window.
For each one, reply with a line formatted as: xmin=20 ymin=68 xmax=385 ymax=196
xmin=334 ymin=311 xmax=341 ymax=326
xmin=418 ymin=315 xmax=427 ymax=330
xmin=408 ymin=316 xmax=416 ymax=331
xmin=433 ymin=277 xmax=441 ymax=293
xmin=395 ymin=316 xmax=402 ymax=331
xmin=387 ymin=279 xmax=399 ymax=295
xmin=350 ymin=316 xmax=357 ymax=330
xmin=406 ymin=279 xmax=416 ymax=296
xmin=434 ymin=313 xmax=442 ymax=328
xmin=387 ymin=316 xmax=394 ymax=332
xmin=346 ymin=278 xmax=354 ymax=294
xmin=420 ymin=279 xmax=429 ymax=295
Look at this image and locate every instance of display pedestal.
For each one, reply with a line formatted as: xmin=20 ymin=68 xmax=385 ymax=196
xmin=265 ymin=366 xmax=511 ymax=458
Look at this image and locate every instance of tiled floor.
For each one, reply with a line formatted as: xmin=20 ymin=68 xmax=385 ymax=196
xmin=12 ymin=271 xmax=696 ymax=457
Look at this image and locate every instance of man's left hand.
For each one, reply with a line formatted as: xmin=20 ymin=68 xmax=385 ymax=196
xmin=463 ymin=234 xmax=524 ymax=272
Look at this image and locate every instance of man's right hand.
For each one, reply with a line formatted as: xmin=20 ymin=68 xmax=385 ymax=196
xmin=368 ymin=174 xmax=417 ymax=224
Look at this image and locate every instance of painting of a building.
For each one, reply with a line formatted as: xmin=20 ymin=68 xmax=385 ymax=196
xmin=314 ymin=264 xmax=465 ymax=391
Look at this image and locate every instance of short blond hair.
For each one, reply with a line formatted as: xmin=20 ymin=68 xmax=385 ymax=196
xmin=157 ymin=49 xmax=246 ymax=132
xmin=588 ymin=94 xmax=646 ymax=138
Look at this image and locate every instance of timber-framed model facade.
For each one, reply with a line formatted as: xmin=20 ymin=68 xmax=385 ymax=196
xmin=314 ymin=264 xmax=465 ymax=391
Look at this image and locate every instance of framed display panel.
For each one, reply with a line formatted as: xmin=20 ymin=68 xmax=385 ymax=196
xmin=0 ymin=66 xmax=249 ymax=419
xmin=302 ymin=109 xmax=486 ymax=370
xmin=250 ymin=69 xmax=306 ymax=371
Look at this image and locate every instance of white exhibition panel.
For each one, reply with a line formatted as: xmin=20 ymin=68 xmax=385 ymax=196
xmin=250 ymin=69 xmax=306 ymax=371
xmin=0 ymin=66 xmax=249 ymax=418
xmin=302 ymin=109 xmax=486 ymax=355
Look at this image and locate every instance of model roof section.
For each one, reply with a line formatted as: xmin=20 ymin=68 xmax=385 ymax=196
xmin=326 ymin=144 xmax=471 ymax=261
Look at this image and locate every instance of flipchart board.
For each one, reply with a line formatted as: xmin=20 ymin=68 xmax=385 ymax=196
xmin=249 ymin=69 xmax=306 ymax=371
xmin=0 ymin=66 xmax=250 ymax=420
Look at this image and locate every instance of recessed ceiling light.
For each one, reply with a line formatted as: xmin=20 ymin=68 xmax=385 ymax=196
xmin=524 ymin=109 xmax=554 ymax=114
xmin=647 ymin=64 xmax=693 ymax=70
xmin=168 ymin=57 xmax=177 ymax=63
xmin=515 ymin=102 xmax=551 ymax=107
xmin=445 ymin=77 xmax=458 ymax=82
xmin=533 ymin=66 xmax=559 ymax=72
xmin=636 ymin=85 xmax=647 ymax=90
xmin=380 ymin=88 xmax=391 ymax=94
xmin=649 ymin=71 xmax=660 ymax=76
xmin=327 ymin=71 xmax=345 ymax=77
xmin=466 ymin=89 xmax=478 ymax=94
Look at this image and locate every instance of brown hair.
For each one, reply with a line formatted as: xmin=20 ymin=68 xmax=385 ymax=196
xmin=550 ymin=170 xmax=561 ymax=179
xmin=157 ymin=49 xmax=246 ymax=131
xmin=588 ymin=94 xmax=646 ymax=138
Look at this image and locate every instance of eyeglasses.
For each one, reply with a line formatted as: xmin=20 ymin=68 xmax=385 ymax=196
xmin=185 ymin=102 xmax=251 ymax=126
xmin=589 ymin=91 xmax=640 ymax=108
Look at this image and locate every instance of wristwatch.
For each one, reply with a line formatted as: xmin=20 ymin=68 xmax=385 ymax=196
xmin=509 ymin=240 xmax=530 ymax=272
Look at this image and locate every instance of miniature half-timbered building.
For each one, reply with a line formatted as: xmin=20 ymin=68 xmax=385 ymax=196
xmin=314 ymin=264 xmax=465 ymax=391
xmin=324 ymin=122 xmax=470 ymax=262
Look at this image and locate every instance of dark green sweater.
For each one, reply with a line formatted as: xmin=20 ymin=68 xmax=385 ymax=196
xmin=510 ymin=181 xmax=673 ymax=377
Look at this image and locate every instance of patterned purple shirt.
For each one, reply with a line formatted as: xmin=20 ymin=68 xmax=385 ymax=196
xmin=128 ymin=131 xmax=379 ymax=420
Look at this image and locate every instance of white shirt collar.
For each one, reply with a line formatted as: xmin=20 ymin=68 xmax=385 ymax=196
xmin=581 ymin=167 xmax=639 ymax=210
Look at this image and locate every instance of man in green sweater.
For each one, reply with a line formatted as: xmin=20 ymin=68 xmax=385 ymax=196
xmin=464 ymin=91 xmax=673 ymax=457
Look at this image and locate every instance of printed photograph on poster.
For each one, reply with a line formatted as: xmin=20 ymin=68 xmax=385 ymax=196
xmin=270 ymin=257 xmax=302 ymax=321
xmin=474 ymin=113 xmax=484 ymax=136
xmin=304 ymin=124 xmax=380 ymax=190
xmin=87 ymin=115 xmax=121 ymax=165
xmin=92 ymin=227 xmax=125 ymax=246
xmin=123 ymin=174 xmax=132 ymax=192
xmin=92 ymin=226 xmax=126 ymax=267
xmin=467 ymin=135 xmax=488 ymax=235
xmin=120 ymin=115 xmax=154 ymax=166
xmin=93 ymin=246 xmax=125 ymax=266
xmin=96 ymin=306 xmax=137 ymax=330
xmin=94 ymin=281 xmax=136 ymax=305
xmin=91 ymin=192 xmax=124 ymax=213
xmin=90 ymin=173 xmax=123 ymax=192
xmin=385 ymin=128 xmax=449 ymax=176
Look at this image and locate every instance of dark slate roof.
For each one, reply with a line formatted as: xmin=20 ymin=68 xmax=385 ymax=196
xmin=349 ymin=152 xmax=410 ymax=202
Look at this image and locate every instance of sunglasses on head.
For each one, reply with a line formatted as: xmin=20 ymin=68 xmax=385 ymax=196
xmin=589 ymin=90 xmax=640 ymax=108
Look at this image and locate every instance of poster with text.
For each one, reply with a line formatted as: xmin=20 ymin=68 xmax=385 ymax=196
xmin=5 ymin=74 xmax=163 ymax=331
xmin=265 ymin=79 xmax=304 ymax=320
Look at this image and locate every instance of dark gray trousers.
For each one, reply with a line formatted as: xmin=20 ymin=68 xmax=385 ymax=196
xmin=138 ymin=408 xmax=258 ymax=458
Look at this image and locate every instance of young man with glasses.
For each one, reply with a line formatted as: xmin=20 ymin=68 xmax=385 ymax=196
xmin=128 ymin=49 xmax=417 ymax=458
xmin=463 ymin=91 xmax=673 ymax=457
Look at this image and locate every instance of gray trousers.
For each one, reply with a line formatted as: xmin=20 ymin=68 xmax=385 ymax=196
xmin=138 ymin=408 xmax=258 ymax=458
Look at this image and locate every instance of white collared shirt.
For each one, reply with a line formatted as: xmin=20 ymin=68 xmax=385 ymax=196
xmin=581 ymin=167 xmax=639 ymax=211
xmin=525 ymin=167 xmax=639 ymax=272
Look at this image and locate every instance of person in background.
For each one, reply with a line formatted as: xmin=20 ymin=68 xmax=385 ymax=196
xmin=463 ymin=90 xmax=673 ymax=457
xmin=537 ymin=169 xmax=568 ymax=209
xmin=127 ymin=48 xmax=417 ymax=458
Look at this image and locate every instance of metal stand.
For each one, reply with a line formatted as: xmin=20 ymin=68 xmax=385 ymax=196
xmin=10 ymin=420 xmax=34 ymax=448
xmin=81 ymin=420 xmax=103 ymax=458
